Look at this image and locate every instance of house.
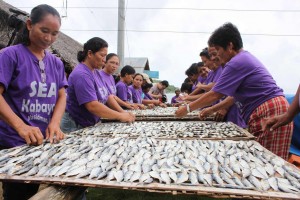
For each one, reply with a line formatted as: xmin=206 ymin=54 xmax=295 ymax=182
xmin=124 ymin=57 xmax=159 ymax=79
xmin=0 ymin=0 xmax=82 ymax=72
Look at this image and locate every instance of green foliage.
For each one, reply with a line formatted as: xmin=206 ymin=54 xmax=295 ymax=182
xmin=86 ymin=188 xmax=226 ymax=200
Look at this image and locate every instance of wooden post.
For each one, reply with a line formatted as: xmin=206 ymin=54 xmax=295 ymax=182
xmin=29 ymin=185 xmax=85 ymax=200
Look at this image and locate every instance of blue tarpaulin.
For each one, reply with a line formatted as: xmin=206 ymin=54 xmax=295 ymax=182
xmin=286 ymin=95 xmax=300 ymax=156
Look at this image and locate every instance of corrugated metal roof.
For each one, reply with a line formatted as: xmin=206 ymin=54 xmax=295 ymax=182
xmin=0 ymin=0 xmax=82 ymax=69
xmin=124 ymin=57 xmax=150 ymax=73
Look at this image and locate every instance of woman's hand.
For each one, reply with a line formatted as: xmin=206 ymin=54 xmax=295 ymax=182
xmin=215 ymin=109 xmax=227 ymax=122
xmin=46 ymin=122 xmax=65 ymax=143
xmin=125 ymin=103 xmax=135 ymax=110
xmin=138 ymin=104 xmax=146 ymax=110
xmin=175 ymin=105 xmax=188 ymax=117
xmin=16 ymin=123 xmax=44 ymax=145
xmin=159 ymin=103 xmax=167 ymax=108
xmin=262 ymin=114 xmax=290 ymax=131
xmin=199 ymin=107 xmax=213 ymax=120
xmin=118 ymin=112 xmax=135 ymax=123
xmin=147 ymin=103 xmax=155 ymax=109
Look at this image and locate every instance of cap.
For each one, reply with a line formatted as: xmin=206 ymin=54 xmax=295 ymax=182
xmin=141 ymin=73 xmax=152 ymax=84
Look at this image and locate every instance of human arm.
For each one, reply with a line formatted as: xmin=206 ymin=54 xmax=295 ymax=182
xmin=85 ymin=100 xmax=135 ymax=122
xmin=149 ymin=93 xmax=162 ymax=99
xmin=107 ymin=95 xmax=126 ymax=112
xmin=263 ymin=86 xmax=300 ymax=131
xmin=189 ymin=86 xmax=205 ymax=96
xmin=113 ymin=95 xmax=135 ymax=110
xmin=46 ymin=87 xmax=66 ymax=143
xmin=180 ymin=93 xmax=205 ymax=101
xmin=199 ymin=96 xmax=234 ymax=121
xmin=196 ymin=82 xmax=215 ymax=92
xmin=0 ymin=85 xmax=44 ymax=145
xmin=175 ymin=90 xmax=224 ymax=117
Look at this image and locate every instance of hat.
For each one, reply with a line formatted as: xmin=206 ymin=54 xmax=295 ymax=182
xmin=141 ymin=73 xmax=152 ymax=84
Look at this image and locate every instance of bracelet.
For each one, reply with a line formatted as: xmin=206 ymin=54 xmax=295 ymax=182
xmin=186 ymin=104 xmax=191 ymax=113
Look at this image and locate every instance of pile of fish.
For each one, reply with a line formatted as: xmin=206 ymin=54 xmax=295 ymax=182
xmin=71 ymin=121 xmax=247 ymax=139
xmin=0 ymin=136 xmax=299 ymax=194
xmin=130 ymin=107 xmax=200 ymax=117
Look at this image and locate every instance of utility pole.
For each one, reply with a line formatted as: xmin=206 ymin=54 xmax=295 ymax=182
xmin=117 ymin=0 xmax=125 ymax=71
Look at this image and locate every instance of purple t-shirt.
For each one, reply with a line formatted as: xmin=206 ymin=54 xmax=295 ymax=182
xmin=67 ymin=63 xmax=109 ymax=128
xmin=116 ymin=81 xmax=133 ymax=103
xmin=98 ymin=70 xmax=116 ymax=95
xmin=204 ymin=66 xmax=223 ymax=85
xmin=198 ymin=76 xmax=207 ymax=84
xmin=192 ymin=81 xmax=198 ymax=92
xmin=225 ymin=102 xmax=247 ymax=128
xmin=0 ymin=44 xmax=68 ymax=147
xmin=129 ymin=85 xmax=143 ymax=104
xmin=212 ymin=50 xmax=284 ymax=122
xmin=171 ymin=95 xmax=179 ymax=104
xmin=143 ymin=92 xmax=153 ymax=100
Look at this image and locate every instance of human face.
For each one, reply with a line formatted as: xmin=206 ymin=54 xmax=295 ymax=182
xmin=27 ymin=14 xmax=61 ymax=50
xmin=104 ymin=56 xmax=119 ymax=74
xmin=133 ymin=75 xmax=143 ymax=88
xmin=124 ymin=73 xmax=134 ymax=85
xmin=213 ymin=45 xmax=233 ymax=66
xmin=188 ymin=74 xmax=198 ymax=82
xmin=90 ymin=47 xmax=108 ymax=69
xmin=200 ymin=55 xmax=214 ymax=70
xmin=157 ymin=83 xmax=166 ymax=90
xmin=208 ymin=46 xmax=222 ymax=67
xmin=199 ymin=67 xmax=209 ymax=78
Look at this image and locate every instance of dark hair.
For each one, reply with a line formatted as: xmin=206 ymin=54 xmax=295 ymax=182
xmin=184 ymin=77 xmax=192 ymax=83
xmin=160 ymin=80 xmax=169 ymax=88
xmin=197 ymin=62 xmax=204 ymax=67
xmin=133 ymin=73 xmax=143 ymax=79
xmin=120 ymin=65 xmax=135 ymax=77
xmin=106 ymin=53 xmax=118 ymax=62
xmin=185 ymin=63 xmax=198 ymax=76
xmin=22 ymin=4 xmax=61 ymax=45
xmin=0 ymin=43 xmax=6 ymax=50
xmin=142 ymin=83 xmax=153 ymax=90
xmin=113 ymin=74 xmax=120 ymax=84
xmin=77 ymin=37 xmax=108 ymax=62
xmin=199 ymin=47 xmax=210 ymax=59
xmin=208 ymin=22 xmax=243 ymax=51
xmin=180 ymin=82 xmax=192 ymax=94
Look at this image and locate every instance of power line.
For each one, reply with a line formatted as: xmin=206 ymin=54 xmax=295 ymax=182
xmin=16 ymin=7 xmax=300 ymax=12
xmin=60 ymin=29 xmax=300 ymax=37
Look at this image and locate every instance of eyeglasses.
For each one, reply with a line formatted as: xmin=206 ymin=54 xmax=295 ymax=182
xmin=38 ymin=60 xmax=46 ymax=83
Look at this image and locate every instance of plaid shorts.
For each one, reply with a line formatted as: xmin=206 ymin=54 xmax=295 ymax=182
xmin=248 ymin=96 xmax=293 ymax=160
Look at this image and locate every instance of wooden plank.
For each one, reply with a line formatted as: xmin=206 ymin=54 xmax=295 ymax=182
xmin=1 ymin=174 xmax=299 ymax=199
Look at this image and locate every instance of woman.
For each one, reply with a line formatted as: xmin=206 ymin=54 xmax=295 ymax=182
xmin=176 ymin=22 xmax=292 ymax=160
xmin=129 ymin=73 xmax=146 ymax=109
xmin=100 ymin=53 xmax=135 ymax=109
xmin=141 ymin=83 xmax=167 ymax=108
xmin=61 ymin=37 xmax=135 ymax=133
xmin=116 ymin=65 xmax=139 ymax=109
xmin=0 ymin=4 xmax=67 ymax=199
xmin=199 ymin=46 xmax=246 ymax=128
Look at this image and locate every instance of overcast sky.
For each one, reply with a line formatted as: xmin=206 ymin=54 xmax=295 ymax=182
xmin=4 ymin=0 xmax=300 ymax=94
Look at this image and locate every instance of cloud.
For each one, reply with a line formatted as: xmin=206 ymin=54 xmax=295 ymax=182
xmin=6 ymin=0 xmax=300 ymax=94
